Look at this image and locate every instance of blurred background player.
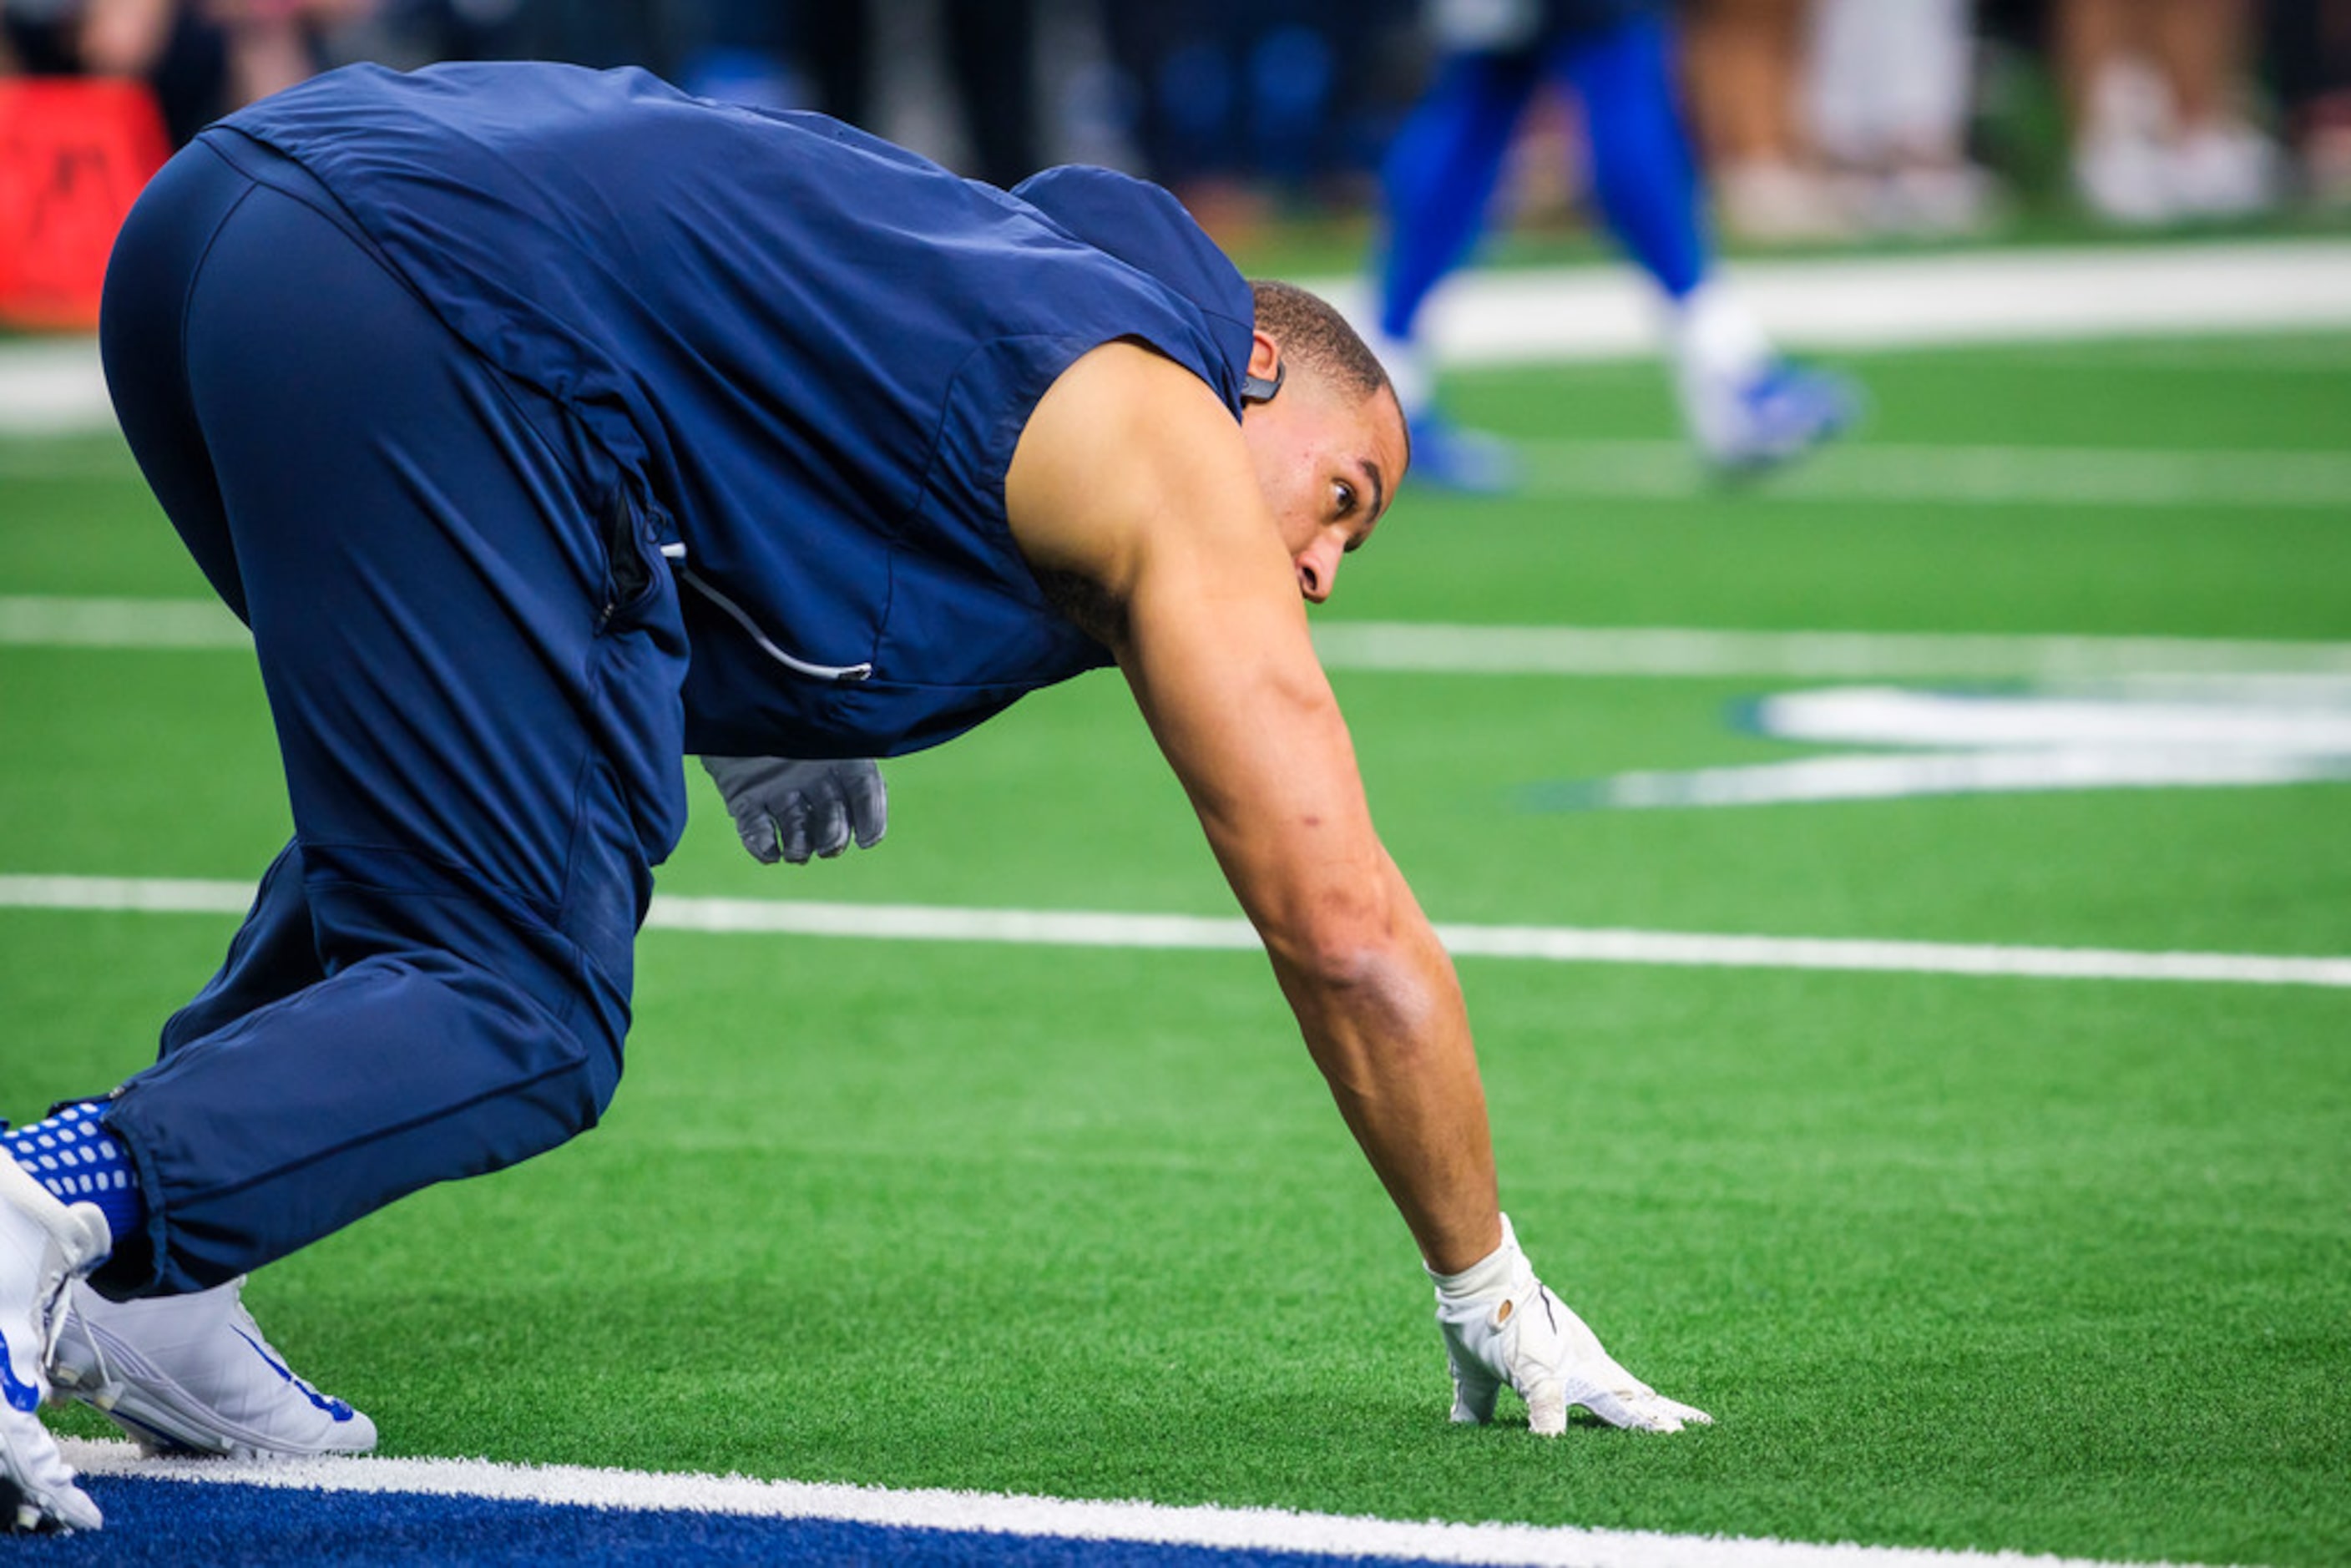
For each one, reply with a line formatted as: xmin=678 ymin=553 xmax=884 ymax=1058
xmin=2267 ymin=0 xmax=2351 ymax=208
xmin=1805 ymin=0 xmax=1998 ymax=238
xmin=1367 ymin=0 xmax=1858 ymax=491
xmin=730 ymin=0 xmax=1042 ymax=190
xmin=2055 ymin=0 xmax=2281 ymax=224
xmin=2 ymin=0 xmax=372 ymax=142
xmin=1089 ymin=0 xmax=1398 ymax=243
xmin=1681 ymin=0 xmax=1842 ymax=241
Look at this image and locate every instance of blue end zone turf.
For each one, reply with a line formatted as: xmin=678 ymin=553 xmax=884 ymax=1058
xmin=17 ymin=1476 xmax=1431 ymax=1566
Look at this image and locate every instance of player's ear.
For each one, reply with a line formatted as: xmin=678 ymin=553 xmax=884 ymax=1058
xmin=1241 ymin=331 xmax=1284 ymax=406
xmin=1248 ymin=331 xmax=1281 ymax=382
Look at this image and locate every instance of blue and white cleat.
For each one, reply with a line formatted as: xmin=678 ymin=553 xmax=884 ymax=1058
xmin=0 ymin=1156 xmax=110 ymax=1532
xmin=1688 ymin=359 xmax=1860 ymax=475
xmin=51 ymin=1277 xmax=377 ymax=1460
xmin=1406 ymin=412 xmax=1522 ymax=495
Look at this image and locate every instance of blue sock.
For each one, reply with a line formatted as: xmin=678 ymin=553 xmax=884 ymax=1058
xmin=1555 ymin=14 xmax=1710 ymax=301
xmin=3 ymin=1102 xmax=144 ymax=1243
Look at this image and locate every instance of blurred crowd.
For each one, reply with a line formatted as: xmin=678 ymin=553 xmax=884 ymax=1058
xmin=6 ymin=0 xmax=2351 ymax=239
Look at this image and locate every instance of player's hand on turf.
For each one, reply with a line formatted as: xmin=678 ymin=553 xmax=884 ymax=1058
xmin=700 ymin=756 xmax=887 ymax=865
xmin=1429 ymin=1214 xmax=1711 ymax=1435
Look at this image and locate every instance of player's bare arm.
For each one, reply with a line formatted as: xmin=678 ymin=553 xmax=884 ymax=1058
xmin=1006 ymin=339 xmax=1499 ymax=1275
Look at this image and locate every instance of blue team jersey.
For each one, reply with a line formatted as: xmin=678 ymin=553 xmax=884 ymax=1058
xmin=219 ymin=62 xmax=1257 ymax=758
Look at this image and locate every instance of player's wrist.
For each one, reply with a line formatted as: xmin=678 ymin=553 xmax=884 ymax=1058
xmin=1426 ymin=1212 xmax=1519 ymax=1297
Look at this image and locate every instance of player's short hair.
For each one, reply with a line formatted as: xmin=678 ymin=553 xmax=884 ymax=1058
xmin=1249 ymin=279 xmax=1391 ymax=407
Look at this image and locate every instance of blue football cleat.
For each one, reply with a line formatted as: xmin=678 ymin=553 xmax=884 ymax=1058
xmin=1690 ymin=360 xmax=1860 ymax=474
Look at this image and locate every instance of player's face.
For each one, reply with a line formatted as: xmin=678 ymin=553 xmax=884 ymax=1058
xmin=1241 ymin=367 xmax=1409 ymax=606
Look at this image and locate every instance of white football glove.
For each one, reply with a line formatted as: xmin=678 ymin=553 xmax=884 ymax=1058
xmin=1430 ymin=1214 xmax=1711 ymax=1435
xmin=700 ymin=756 xmax=886 ymax=865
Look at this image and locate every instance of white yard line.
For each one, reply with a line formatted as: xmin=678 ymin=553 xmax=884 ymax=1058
xmin=58 ymin=1439 xmax=2217 ymax=1568
xmin=4 ymin=876 xmax=2345 ymax=989
xmin=0 ymin=594 xmax=250 ymax=649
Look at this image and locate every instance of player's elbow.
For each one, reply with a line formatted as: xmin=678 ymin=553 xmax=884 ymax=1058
xmin=1265 ymin=883 xmax=1443 ymax=1003
xmin=1282 ymin=923 xmax=1403 ymax=996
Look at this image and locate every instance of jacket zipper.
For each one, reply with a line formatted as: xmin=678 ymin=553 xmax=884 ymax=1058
xmin=665 ymin=545 xmax=874 ymax=685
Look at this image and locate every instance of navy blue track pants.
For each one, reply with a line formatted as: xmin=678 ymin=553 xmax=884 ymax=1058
xmin=93 ymin=132 xmax=692 ymax=1296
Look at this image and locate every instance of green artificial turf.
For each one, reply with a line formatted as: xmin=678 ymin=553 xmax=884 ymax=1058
xmin=6 ymin=331 xmax=2348 ymax=1565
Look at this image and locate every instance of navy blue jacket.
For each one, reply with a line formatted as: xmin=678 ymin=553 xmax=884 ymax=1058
xmin=222 ymin=62 xmax=1258 ymax=757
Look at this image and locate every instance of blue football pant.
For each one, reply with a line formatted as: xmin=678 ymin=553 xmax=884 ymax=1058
xmin=92 ymin=134 xmax=690 ymax=1297
xmin=1378 ymin=10 xmax=1706 ymax=341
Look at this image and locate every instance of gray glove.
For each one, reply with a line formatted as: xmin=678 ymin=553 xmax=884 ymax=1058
xmin=700 ymin=756 xmax=887 ymax=865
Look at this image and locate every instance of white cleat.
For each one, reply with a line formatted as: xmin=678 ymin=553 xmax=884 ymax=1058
xmin=0 ymin=1156 xmax=111 ymax=1532
xmin=51 ymin=1277 xmax=377 ymax=1461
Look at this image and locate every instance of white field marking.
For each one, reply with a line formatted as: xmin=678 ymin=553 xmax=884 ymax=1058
xmin=1310 ymin=238 xmax=2351 ymax=363
xmin=1504 ymin=438 xmax=2351 ymax=508
xmin=11 ymin=241 xmax=2351 ymax=435
xmin=5 ymin=420 xmax=2347 ymax=511
xmin=12 ymin=597 xmax=2351 ymax=684
xmin=1562 ymin=684 xmax=2351 ymax=808
xmin=1755 ymin=686 xmax=2351 ymax=752
xmin=0 ymin=336 xmax=111 ymax=435
xmin=11 ymin=406 xmax=2350 ymax=517
xmin=1308 ymin=623 xmax=2351 ymax=680
xmin=58 ymin=1439 xmax=2218 ymax=1568
xmin=0 ymin=595 xmax=250 ymax=650
xmin=6 ymin=875 xmax=2348 ymax=989
xmin=0 ymin=874 xmax=257 ymax=916
xmin=1575 ymin=746 xmax=2351 ymax=809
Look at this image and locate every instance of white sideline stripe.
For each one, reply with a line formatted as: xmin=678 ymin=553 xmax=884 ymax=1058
xmin=1310 ymin=623 xmax=2351 ymax=680
xmin=58 ymin=1439 xmax=2212 ymax=1568
xmin=5 ymin=876 xmax=2347 ymax=989
xmin=1310 ymin=238 xmax=2351 ymax=362
xmin=11 ymin=595 xmax=2351 ymax=683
